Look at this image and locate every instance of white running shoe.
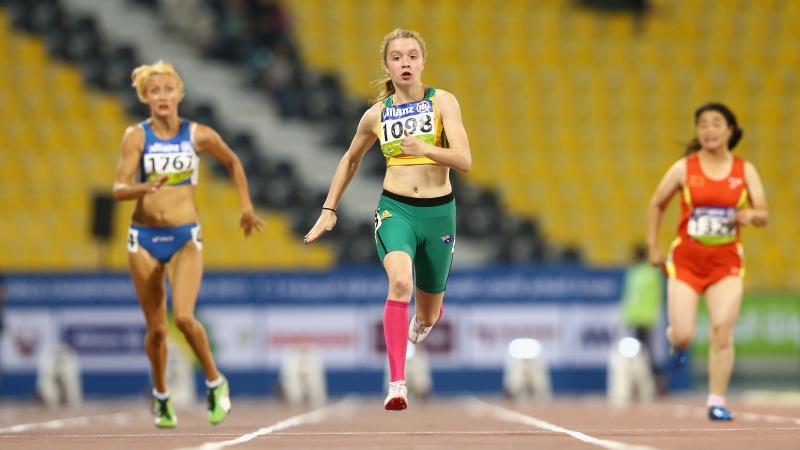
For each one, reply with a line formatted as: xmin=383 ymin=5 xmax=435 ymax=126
xmin=408 ymin=315 xmax=434 ymax=343
xmin=384 ymin=380 xmax=408 ymax=411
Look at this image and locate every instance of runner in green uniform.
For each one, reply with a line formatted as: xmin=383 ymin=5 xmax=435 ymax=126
xmin=304 ymin=28 xmax=472 ymax=411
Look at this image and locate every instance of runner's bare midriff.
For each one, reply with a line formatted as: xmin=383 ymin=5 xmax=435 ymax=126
xmin=384 ymin=164 xmax=452 ymax=198
xmin=132 ymin=185 xmax=198 ymax=227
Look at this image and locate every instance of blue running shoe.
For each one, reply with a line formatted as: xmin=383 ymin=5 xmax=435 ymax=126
xmin=669 ymin=346 xmax=688 ymax=367
xmin=708 ymin=405 xmax=734 ymax=421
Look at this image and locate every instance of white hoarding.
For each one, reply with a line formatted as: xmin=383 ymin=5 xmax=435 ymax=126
xmin=1 ymin=310 xmax=59 ymax=371
xmin=259 ymin=307 xmax=362 ymax=369
xmin=200 ymin=307 xmax=259 ymax=369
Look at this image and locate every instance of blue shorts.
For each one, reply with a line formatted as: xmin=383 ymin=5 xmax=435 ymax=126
xmin=127 ymin=223 xmax=202 ymax=263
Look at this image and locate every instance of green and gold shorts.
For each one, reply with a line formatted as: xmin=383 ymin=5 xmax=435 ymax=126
xmin=373 ymin=190 xmax=456 ymax=294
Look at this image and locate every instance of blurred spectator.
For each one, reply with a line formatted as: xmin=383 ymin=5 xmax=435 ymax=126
xmin=201 ymin=0 xmax=291 ymax=63
xmin=619 ymin=243 xmax=664 ymax=388
xmin=576 ymin=0 xmax=649 ymax=14
xmin=0 ymin=271 xmax=4 ymax=335
xmin=0 ymin=271 xmax=5 ymax=377
xmin=205 ymin=0 xmax=250 ymax=62
xmin=159 ymin=0 xmax=216 ymax=49
xmin=257 ymin=43 xmax=294 ymax=115
xmin=249 ymin=0 xmax=290 ymax=50
xmin=575 ymin=0 xmax=650 ymax=32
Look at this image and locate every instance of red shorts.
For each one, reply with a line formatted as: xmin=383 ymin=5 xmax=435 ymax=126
xmin=665 ymin=237 xmax=744 ymax=294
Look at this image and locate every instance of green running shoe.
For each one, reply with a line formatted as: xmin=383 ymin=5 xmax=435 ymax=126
xmin=207 ymin=376 xmax=231 ymax=425
xmin=153 ymin=396 xmax=177 ymax=429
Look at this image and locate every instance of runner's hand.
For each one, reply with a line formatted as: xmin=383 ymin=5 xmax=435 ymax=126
xmin=400 ymin=130 xmax=426 ymax=156
xmin=146 ymin=175 xmax=169 ymax=193
xmin=304 ymin=209 xmax=337 ymax=244
xmin=240 ymin=209 xmax=263 ymax=237
xmin=735 ymin=208 xmax=754 ymax=226
xmin=648 ymin=245 xmax=664 ymax=267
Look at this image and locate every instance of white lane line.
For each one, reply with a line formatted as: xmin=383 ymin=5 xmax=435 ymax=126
xmin=171 ymin=398 xmax=359 ymax=450
xmin=0 ymin=411 xmax=136 ymax=434
xmin=2 ymin=426 xmax=799 ymax=440
xmin=741 ymin=390 xmax=800 ymax=407
xmin=670 ymin=404 xmax=800 ymax=425
xmin=0 ymin=433 xmax=244 ymax=439
xmin=466 ymin=398 xmax=662 ymax=450
xmin=271 ymin=426 xmax=800 ymax=436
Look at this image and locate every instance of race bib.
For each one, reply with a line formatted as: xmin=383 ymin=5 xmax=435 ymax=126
xmin=379 ymin=99 xmax=435 ymax=157
xmin=688 ymin=206 xmax=737 ymax=245
xmin=143 ymin=141 xmax=198 ymax=185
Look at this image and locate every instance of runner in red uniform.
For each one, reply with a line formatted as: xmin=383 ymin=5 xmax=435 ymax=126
xmin=647 ymin=103 xmax=768 ymax=421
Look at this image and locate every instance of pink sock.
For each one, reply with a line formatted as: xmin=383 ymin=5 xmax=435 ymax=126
xmin=384 ymin=299 xmax=409 ymax=382
xmin=707 ymin=394 xmax=726 ymax=407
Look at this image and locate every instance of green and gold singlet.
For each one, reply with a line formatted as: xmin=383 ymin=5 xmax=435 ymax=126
xmin=378 ymin=87 xmax=448 ymax=166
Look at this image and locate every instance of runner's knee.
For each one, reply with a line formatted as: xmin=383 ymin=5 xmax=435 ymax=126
xmin=147 ymin=325 xmax=168 ymax=345
xmin=387 ymin=274 xmax=413 ymax=299
xmin=709 ymin=323 xmax=734 ymax=350
xmin=174 ymin=314 xmax=197 ymax=334
xmin=671 ymin=326 xmax=695 ymax=348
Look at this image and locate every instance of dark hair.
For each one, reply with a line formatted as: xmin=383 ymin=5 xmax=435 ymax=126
xmin=632 ymin=243 xmax=648 ymax=263
xmin=684 ymin=102 xmax=744 ymax=155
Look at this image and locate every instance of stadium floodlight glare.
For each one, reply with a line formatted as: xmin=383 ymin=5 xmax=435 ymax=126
xmin=406 ymin=342 xmax=416 ymax=360
xmin=617 ymin=337 xmax=641 ymax=359
xmin=508 ymin=338 xmax=542 ymax=360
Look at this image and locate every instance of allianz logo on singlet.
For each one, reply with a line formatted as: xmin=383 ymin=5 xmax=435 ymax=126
xmin=382 ymin=100 xmax=432 ymax=120
xmin=148 ymin=142 xmax=193 ymax=153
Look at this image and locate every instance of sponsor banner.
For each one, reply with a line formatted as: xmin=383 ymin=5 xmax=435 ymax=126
xmin=694 ymin=292 xmax=800 ymax=358
xmin=5 ymin=267 xmax=623 ymax=306
xmin=464 ymin=306 xmax=562 ymax=367
xmin=564 ymin=304 xmax=620 ymax=367
xmin=60 ymin=309 xmax=148 ymax=371
xmin=446 ymin=268 xmax=622 ymax=304
xmin=259 ymin=307 xmax=362 ymax=369
xmin=411 ymin=309 xmax=464 ymax=369
xmin=1 ymin=310 xmax=59 ymax=371
xmin=362 ymin=306 xmax=390 ymax=369
xmin=0 ymin=309 xmax=623 ymax=374
xmin=62 ymin=325 xmax=144 ymax=355
xmin=1 ymin=268 xmax=627 ymax=375
xmin=200 ymin=307 xmax=259 ymax=369
xmin=462 ymin=304 xmax=619 ymax=367
xmin=6 ymin=274 xmax=136 ymax=305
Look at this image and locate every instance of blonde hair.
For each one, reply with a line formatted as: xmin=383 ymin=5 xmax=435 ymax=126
xmin=131 ymin=60 xmax=185 ymax=103
xmin=373 ymin=28 xmax=427 ymax=103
